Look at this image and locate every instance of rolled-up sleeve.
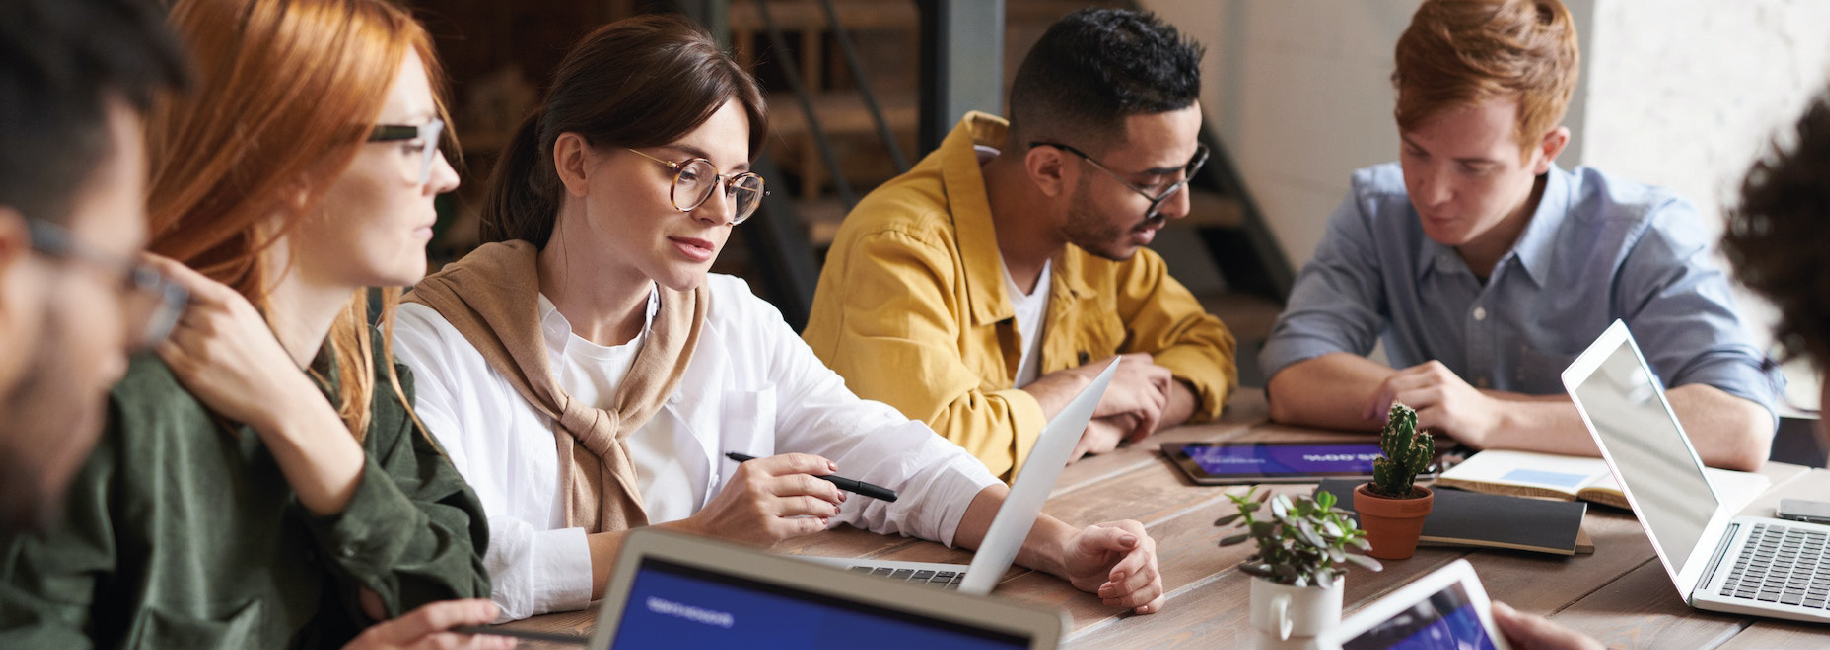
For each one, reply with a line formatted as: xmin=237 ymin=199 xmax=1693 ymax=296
xmin=1260 ymin=191 xmax=1391 ymax=381
xmin=1616 ymin=199 xmax=1782 ymax=421
xmin=1113 ymin=248 xmax=1235 ymax=423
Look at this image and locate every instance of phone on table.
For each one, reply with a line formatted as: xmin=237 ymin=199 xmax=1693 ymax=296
xmin=1776 ymin=499 xmax=1830 ymax=525
xmin=1159 ymin=441 xmax=1442 ymax=486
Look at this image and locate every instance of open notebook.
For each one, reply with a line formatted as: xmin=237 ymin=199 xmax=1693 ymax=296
xmin=1437 ymin=448 xmax=1770 ymax=511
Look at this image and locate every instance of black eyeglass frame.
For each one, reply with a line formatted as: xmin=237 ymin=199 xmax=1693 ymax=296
xmin=625 ymin=148 xmax=769 ymax=225
xmin=24 ymin=216 xmax=188 ymax=351
xmin=367 ymin=118 xmax=447 ymax=187
xmin=1028 ymin=141 xmax=1210 ymax=220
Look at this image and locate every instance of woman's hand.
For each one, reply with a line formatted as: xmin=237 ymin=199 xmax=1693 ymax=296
xmin=680 ymin=453 xmax=847 ymax=546
xmin=144 ymin=254 xmax=364 ymax=515
xmin=342 ymin=600 xmax=513 ymax=650
xmin=146 ymin=254 xmax=325 ymax=432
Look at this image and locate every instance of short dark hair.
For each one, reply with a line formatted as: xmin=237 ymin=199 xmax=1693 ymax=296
xmin=480 ymin=14 xmax=767 ymax=249
xmin=1007 ymin=8 xmax=1204 ymax=151
xmin=0 ymin=0 xmax=187 ymax=224
xmin=1725 ymin=88 xmax=1830 ymax=368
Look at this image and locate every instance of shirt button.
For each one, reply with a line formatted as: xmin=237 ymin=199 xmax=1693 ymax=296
xmin=1472 ymin=306 xmax=1487 ymax=321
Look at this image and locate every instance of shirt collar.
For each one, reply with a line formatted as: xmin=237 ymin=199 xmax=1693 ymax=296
xmin=536 ymin=283 xmax=659 ymax=355
xmin=1411 ymin=166 xmax=1570 ymax=286
xmin=944 ymin=111 xmax=1017 ymax=327
xmin=945 ymin=112 xmax=1098 ymax=327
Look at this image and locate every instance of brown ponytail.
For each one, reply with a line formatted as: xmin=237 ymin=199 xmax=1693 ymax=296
xmin=478 ymin=14 xmax=767 ymax=248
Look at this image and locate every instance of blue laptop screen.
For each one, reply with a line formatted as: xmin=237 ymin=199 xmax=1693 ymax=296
xmin=607 ymin=558 xmax=1031 ymax=650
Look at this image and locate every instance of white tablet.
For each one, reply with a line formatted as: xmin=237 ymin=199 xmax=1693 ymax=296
xmin=1314 ymin=559 xmax=1511 ymax=650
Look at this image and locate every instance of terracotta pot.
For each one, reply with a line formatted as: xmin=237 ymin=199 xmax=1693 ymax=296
xmin=1353 ymin=484 xmax=1434 ymax=560
xmin=1249 ymin=575 xmax=1342 ymax=648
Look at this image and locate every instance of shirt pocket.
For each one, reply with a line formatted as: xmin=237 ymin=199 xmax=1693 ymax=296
xmin=127 ymin=598 xmax=267 ymax=650
xmin=719 ymin=387 xmax=779 ymax=459
xmin=1515 ymin=346 xmax=1579 ymax=393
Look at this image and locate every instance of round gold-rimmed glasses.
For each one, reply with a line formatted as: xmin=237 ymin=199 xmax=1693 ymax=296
xmin=627 ymin=148 xmax=768 ymax=225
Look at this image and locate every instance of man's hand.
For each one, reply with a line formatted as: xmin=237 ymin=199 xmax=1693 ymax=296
xmin=1069 ymin=414 xmax=1137 ymax=463
xmin=1490 ymin=601 xmax=1602 ymax=650
xmin=1364 ymin=361 xmax=1503 ymax=446
xmin=342 ymin=600 xmax=512 ymax=650
xmin=681 ymin=453 xmax=846 ymax=546
xmin=1089 ymin=353 xmax=1174 ymax=439
xmin=1056 ymin=520 xmax=1164 ymax=615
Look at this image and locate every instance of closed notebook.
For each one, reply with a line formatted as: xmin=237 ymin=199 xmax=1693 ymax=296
xmin=1315 ymin=479 xmax=1591 ymax=556
xmin=1435 ymin=449 xmax=1770 ymax=511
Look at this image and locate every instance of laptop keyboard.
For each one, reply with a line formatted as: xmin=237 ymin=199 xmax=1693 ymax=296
xmin=1719 ymin=523 xmax=1830 ymax=607
xmin=849 ymin=566 xmax=964 ymax=589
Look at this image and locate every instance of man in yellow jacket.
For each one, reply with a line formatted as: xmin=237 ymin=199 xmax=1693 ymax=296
xmin=803 ymin=8 xmax=1236 ymax=480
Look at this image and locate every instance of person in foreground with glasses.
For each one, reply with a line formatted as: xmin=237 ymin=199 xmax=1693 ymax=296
xmin=802 ymin=8 xmax=1236 ymax=475
xmin=1259 ymin=0 xmax=1777 ymax=471
xmin=0 ymin=0 xmax=504 ymax=648
xmin=0 ymin=0 xmax=186 ymax=537
xmin=391 ymin=14 xmax=1165 ymax=622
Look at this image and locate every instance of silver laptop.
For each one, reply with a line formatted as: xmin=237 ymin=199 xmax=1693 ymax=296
xmin=1564 ymin=319 xmax=1829 ymax=623
xmin=802 ymin=359 xmax=1119 ymax=595
xmin=588 ymin=528 xmax=1067 ymax=649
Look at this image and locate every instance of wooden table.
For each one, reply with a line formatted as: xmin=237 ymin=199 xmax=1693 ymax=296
xmin=503 ymin=389 xmax=1830 ymax=648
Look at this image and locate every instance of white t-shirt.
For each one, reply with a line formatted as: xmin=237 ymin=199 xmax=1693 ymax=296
xmin=543 ymin=292 xmax=702 ymax=524
xmin=1002 ymin=261 xmax=1051 ymax=387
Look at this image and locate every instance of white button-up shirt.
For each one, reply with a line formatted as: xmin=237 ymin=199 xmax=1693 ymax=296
xmin=393 ymin=274 xmax=999 ymax=620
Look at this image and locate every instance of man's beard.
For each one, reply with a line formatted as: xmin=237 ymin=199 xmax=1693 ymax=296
xmin=0 ymin=303 xmax=108 ymax=533
xmin=1061 ymin=175 xmax=1158 ymax=262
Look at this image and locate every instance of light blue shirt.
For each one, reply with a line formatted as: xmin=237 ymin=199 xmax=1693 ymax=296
xmin=1260 ymin=163 xmax=1779 ymax=418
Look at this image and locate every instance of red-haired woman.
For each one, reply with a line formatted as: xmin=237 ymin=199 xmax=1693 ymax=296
xmin=0 ymin=0 xmax=502 ymax=648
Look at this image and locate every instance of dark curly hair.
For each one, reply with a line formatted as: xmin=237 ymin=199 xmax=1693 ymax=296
xmin=1006 ymin=8 xmax=1204 ymax=151
xmin=1724 ymin=89 xmax=1830 ymax=367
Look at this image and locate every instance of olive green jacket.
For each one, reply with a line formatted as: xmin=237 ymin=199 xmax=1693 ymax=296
xmin=0 ymin=343 xmax=490 ymax=649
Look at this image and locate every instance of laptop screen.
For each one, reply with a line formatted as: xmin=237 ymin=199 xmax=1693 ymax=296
xmin=605 ymin=557 xmax=1033 ymax=650
xmin=1568 ymin=331 xmax=1719 ymax=573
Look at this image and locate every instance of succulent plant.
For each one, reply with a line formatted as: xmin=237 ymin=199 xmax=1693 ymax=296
xmin=1370 ymin=402 xmax=1433 ymax=499
xmin=1216 ymin=487 xmax=1381 ymax=587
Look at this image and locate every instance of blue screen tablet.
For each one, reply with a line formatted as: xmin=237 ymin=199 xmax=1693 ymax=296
xmin=1161 ymin=442 xmax=1439 ymax=485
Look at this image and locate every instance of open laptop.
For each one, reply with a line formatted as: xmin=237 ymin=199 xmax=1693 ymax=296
xmin=588 ymin=528 xmax=1068 ymax=649
xmin=1564 ymin=319 xmax=1830 ymax=623
xmin=801 ymin=359 xmax=1119 ymax=595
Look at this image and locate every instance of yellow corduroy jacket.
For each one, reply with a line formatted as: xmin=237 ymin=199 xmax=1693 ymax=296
xmin=804 ymin=112 xmax=1237 ymax=480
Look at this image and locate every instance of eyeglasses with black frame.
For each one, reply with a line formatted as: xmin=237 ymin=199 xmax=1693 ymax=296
xmin=626 ymin=148 xmax=768 ymax=225
xmin=366 ymin=118 xmax=446 ymax=187
xmin=1028 ymin=141 xmax=1210 ymax=221
xmin=24 ymin=217 xmax=188 ymax=351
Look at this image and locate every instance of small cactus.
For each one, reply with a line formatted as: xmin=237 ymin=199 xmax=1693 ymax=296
xmin=1370 ymin=402 xmax=1433 ymax=498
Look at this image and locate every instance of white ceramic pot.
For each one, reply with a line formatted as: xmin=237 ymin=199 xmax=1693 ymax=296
xmin=1249 ymin=575 xmax=1343 ymax=649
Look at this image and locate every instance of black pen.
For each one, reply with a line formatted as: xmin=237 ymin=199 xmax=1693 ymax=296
xmin=454 ymin=625 xmax=589 ymax=646
xmin=725 ymin=452 xmax=899 ymax=502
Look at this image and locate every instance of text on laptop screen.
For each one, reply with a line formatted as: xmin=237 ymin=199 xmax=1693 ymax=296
xmin=1570 ymin=336 xmax=1718 ymax=573
xmin=1341 ymin=582 xmax=1498 ymax=650
xmin=607 ymin=558 xmax=1032 ymax=650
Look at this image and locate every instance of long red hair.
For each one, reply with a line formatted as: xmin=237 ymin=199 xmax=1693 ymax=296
xmin=148 ymin=0 xmax=451 ymax=440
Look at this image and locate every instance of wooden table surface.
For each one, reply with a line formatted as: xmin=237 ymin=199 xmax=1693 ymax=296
xmin=501 ymin=389 xmax=1830 ymax=648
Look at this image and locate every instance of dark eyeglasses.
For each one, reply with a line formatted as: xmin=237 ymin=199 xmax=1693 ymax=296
xmin=626 ymin=148 xmax=768 ymax=225
xmin=1028 ymin=141 xmax=1209 ymax=220
xmin=367 ymin=119 xmax=446 ymax=187
xmin=25 ymin=217 xmax=187 ymax=351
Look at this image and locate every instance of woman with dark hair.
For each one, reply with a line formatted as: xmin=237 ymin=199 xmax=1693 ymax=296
xmin=393 ymin=14 xmax=1165 ymax=621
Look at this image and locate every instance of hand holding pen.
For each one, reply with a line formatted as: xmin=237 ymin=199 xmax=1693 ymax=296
xmin=677 ymin=452 xmax=854 ymax=546
xmin=725 ymin=452 xmax=898 ymax=502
